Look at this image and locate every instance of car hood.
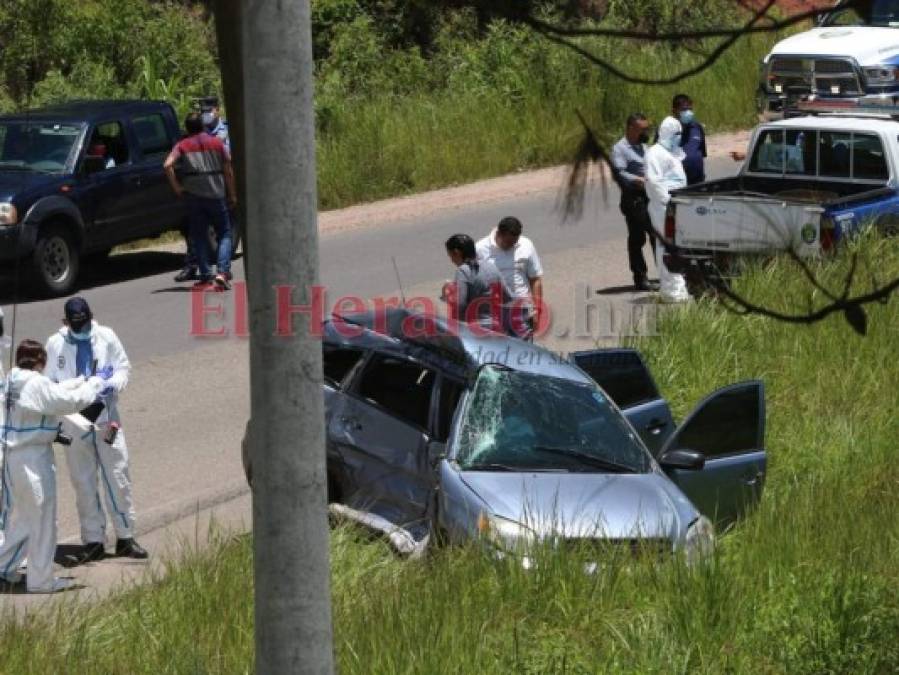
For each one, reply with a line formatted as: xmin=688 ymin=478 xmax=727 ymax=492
xmin=769 ymin=27 xmax=899 ymax=66
xmin=460 ymin=470 xmax=694 ymax=540
xmin=0 ymin=170 xmax=61 ymax=202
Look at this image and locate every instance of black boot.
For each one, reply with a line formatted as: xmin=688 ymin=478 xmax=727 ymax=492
xmin=116 ymin=538 xmax=149 ymax=559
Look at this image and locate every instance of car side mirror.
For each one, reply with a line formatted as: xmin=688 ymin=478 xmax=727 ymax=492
xmin=659 ymin=448 xmax=705 ymax=471
xmin=427 ymin=441 xmax=446 ymax=468
xmin=82 ymin=155 xmax=107 ymax=174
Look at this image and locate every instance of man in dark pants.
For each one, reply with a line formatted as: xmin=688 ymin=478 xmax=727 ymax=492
xmin=611 ymin=113 xmax=657 ymax=291
xmin=164 ymin=113 xmax=237 ymax=290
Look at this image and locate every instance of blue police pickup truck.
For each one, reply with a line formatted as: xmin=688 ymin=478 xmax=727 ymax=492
xmin=0 ymin=100 xmax=185 ymax=296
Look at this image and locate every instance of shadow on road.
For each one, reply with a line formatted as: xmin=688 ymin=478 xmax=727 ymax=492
xmin=595 ymin=284 xmax=638 ymax=295
xmin=0 ymin=250 xmax=186 ymax=304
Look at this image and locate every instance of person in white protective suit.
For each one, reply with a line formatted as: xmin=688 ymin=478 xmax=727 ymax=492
xmin=645 ymin=117 xmax=691 ymax=303
xmin=0 ymin=340 xmax=105 ymax=592
xmin=44 ymin=297 xmax=148 ymax=563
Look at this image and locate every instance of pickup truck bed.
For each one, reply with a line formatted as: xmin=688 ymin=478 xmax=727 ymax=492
xmin=670 ymin=175 xmax=893 ymax=259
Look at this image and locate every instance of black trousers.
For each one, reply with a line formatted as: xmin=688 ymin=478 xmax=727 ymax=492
xmin=619 ymin=191 xmax=655 ymax=281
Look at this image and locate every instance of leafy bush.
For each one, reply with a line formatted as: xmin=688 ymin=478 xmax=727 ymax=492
xmin=0 ymin=0 xmax=218 ymax=113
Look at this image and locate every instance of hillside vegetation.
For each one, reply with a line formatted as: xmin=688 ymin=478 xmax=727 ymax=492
xmin=2 ymin=0 xmax=781 ymax=209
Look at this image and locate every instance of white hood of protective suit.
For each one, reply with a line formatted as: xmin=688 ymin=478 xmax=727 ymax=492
xmin=656 ymin=117 xmax=685 ymax=161
xmin=769 ymin=27 xmax=899 ymax=66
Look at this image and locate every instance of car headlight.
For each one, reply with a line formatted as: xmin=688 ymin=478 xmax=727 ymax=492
xmin=0 ymin=203 xmax=17 ymax=226
xmin=477 ymin=512 xmax=537 ymax=553
xmin=683 ymin=515 xmax=715 ymax=566
xmin=864 ymin=65 xmax=899 ymax=85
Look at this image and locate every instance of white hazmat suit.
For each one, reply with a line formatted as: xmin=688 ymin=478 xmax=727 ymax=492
xmin=0 ymin=368 xmax=103 ymax=592
xmin=45 ymin=322 xmax=136 ymax=545
xmin=645 ymin=117 xmax=690 ymax=303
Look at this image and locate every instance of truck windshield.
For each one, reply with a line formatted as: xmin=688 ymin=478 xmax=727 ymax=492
xmin=455 ymin=366 xmax=652 ymax=473
xmin=0 ymin=122 xmax=82 ymax=173
xmin=823 ymin=0 xmax=899 ymax=26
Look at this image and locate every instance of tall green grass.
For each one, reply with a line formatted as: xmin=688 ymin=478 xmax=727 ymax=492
xmin=315 ymin=28 xmax=775 ymax=209
xmin=2 ymin=241 xmax=896 ymax=674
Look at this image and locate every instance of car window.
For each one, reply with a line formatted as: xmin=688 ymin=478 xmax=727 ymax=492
xmin=356 ymin=353 xmax=436 ymax=430
xmin=87 ymin=121 xmax=130 ymax=167
xmin=785 ymin=130 xmax=817 ymax=176
xmin=673 ymin=387 xmax=760 ymax=458
xmin=434 ymin=377 xmax=465 ymax=442
xmin=818 ymin=131 xmax=852 ymax=179
xmin=852 ymin=133 xmax=888 ymax=181
xmin=132 ymin=114 xmax=172 ymax=157
xmin=748 ymin=129 xmax=784 ymax=174
xmin=323 ymin=345 xmax=364 ymax=388
xmin=572 ymin=351 xmax=660 ymax=409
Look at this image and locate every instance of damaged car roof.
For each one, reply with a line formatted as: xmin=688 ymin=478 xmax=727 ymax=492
xmin=327 ymin=309 xmax=593 ymax=384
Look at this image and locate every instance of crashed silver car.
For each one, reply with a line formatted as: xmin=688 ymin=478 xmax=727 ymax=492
xmin=300 ymin=310 xmax=766 ymax=560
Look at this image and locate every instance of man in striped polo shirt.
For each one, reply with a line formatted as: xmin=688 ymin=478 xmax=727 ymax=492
xmin=164 ymin=113 xmax=237 ymax=289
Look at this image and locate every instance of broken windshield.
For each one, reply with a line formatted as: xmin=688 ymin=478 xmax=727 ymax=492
xmin=455 ymin=366 xmax=652 ymax=473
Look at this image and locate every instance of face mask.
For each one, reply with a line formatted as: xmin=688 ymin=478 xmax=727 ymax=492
xmin=678 ymin=109 xmax=695 ymax=126
xmin=637 ymin=132 xmax=650 ymax=144
xmin=201 ymin=112 xmax=215 ymax=127
xmin=69 ymin=327 xmax=91 ymax=341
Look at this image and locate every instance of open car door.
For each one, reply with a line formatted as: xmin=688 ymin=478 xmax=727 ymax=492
xmin=570 ymin=349 xmax=675 ymax=456
xmin=659 ymin=381 xmax=766 ymax=528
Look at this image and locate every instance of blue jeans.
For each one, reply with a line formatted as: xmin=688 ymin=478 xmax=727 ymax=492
xmin=186 ymin=195 xmax=231 ymax=279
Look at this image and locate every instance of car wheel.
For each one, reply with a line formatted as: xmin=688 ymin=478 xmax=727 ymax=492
xmin=32 ymin=224 xmax=79 ymax=296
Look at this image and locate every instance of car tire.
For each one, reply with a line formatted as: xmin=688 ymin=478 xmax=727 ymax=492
xmin=876 ymin=217 xmax=899 ymax=238
xmin=31 ymin=223 xmax=80 ymax=297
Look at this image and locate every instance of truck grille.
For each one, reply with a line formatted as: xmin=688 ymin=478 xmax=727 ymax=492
xmin=768 ymin=56 xmax=863 ymax=97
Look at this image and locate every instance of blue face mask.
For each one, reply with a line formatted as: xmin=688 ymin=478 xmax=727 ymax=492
xmin=69 ymin=327 xmax=91 ymax=341
xmin=678 ymin=109 xmax=695 ymax=126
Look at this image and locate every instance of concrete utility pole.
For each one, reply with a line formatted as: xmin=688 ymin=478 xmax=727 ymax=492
xmin=214 ymin=1 xmax=334 ymax=672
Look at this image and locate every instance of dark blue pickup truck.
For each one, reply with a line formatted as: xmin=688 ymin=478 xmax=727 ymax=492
xmin=0 ymin=100 xmax=186 ymax=295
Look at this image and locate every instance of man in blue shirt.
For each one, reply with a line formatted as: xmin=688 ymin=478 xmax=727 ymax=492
xmin=612 ymin=113 xmax=657 ymax=291
xmin=672 ymin=93 xmax=707 ymax=185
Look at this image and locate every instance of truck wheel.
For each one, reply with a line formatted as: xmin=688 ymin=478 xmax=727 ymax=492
xmin=877 ymin=218 xmax=899 ymax=238
xmin=32 ymin=224 xmax=80 ymax=296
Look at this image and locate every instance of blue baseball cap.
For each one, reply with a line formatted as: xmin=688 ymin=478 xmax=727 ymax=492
xmin=64 ymin=296 xmax=92 ymax=331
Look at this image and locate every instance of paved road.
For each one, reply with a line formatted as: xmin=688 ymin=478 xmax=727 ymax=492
xmin=0 ymin=156 xmax=734 ymax=600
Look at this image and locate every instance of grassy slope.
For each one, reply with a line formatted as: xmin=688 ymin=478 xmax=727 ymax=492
xmin=2 ymin=240 xmax=896 ymax=674
xmin=315 ymin=34 xmax=772 ymax=210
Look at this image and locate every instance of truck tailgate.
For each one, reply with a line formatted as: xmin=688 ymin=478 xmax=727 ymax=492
xmin=672 ymin=194 xmax=824 ymax=257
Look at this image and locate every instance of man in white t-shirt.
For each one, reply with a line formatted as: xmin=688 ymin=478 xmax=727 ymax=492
xmin=476 ymin=216 xmax=544 ymax=340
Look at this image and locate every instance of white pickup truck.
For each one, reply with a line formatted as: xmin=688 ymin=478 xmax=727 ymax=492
xmin=666 ymin=106 xmax=899 ymax=276
xmin=760 ymin=0 xmax=899 ymax=117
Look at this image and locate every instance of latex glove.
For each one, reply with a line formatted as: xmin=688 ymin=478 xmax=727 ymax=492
xmin=100 ymin=386 xmax=114 ymax=398
xmin=97 ymin=365 xmax=115 ymax=380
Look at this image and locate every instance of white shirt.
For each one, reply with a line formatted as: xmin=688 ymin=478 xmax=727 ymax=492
xmin=476 ymin=230 xmax=543 ymax=304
